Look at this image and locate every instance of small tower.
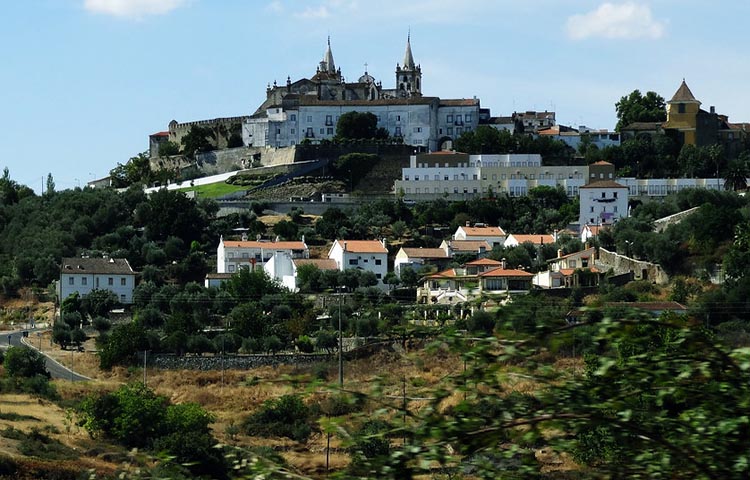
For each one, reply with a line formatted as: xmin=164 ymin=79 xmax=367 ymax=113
xmin=395 ymin=33 xmax=422 ymax=97
xmin=663 ymin=79 xmax=701 ymax=146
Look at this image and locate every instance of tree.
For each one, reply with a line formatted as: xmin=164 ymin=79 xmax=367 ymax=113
xmin=615 ymin=89 xmax=667 ymax=131
xmin=180 ymin=125 xmax=215 ymax=158
xmin=158 ymin=140 xmax=180 ymax=157
xmin=454 ymin=126 xmax=516 ymax=154
xmin=81 ymin=288 xmax=118 ymax=319
xmin=109 ymin=151 xmax=153 ymax=188
xmin=335 ymin=111 xmax=379 ymax=140
xmin=45 ymin=173 xmax=55 ymax=196
xmin=724 ymin=158 xmax=749 ymax=191
xmin=2 ymin=346 xmax=49 ymax=378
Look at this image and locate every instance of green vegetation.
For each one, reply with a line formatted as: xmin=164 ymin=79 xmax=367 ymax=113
xmin=176 ymin=180 xmax=249 ymax=198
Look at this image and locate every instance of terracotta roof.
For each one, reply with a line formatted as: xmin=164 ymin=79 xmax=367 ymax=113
xmin=465 ymin=258 xmax=503 ymax=266
xmin=590 ymin=161 xmax=614 ymax=166
xmin=401 ymin=248 xmax=449 ymax=259
xmin=61 ymin=257 xmax=135 ymax=275
xmin=479 ymin=267 xmax=534 ymax=278
xmin=459 ymin=226 xmax=506 ymax=237
xmin=446 ymin=240 xmax=492 ymax=252
xmin=507 ymin=234 xmax=555 ymax=245
xmin=150 ymin=131 xmax=170 ymax=137
xmin=223 ymin=240 xmax=307 ymax=250
xmin=669 ymin=80 xmax=700 ymax=104
xmin=427 ymin=268 xmax=460 ymax=279
xmin=293 ymin=258 xmax=338 ymax=270
xmin=584 ymin=224 xmax=607 ymax=235
xmin=336 ymin=240 xmax=387 ymax=253
xmin=580 ymin=180 xmax=627 ymax=189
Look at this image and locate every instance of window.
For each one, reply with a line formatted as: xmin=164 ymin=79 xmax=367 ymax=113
xmin=590 ymin=206 xmax=594 ymax=212
xmin=375 ymin=259 xmax=382 ymax=265
xmin=444 ymin=175 xmax=449 ymax=181
xmin=307 ymin=115 xmax=312 ymax=122
xmin=349 ymin=259 xmax=358 ymax=265
xmin=613 ymin=192 xmax=618 ymax=198
xmin=455 ymin=114 xmax=462 ymax=123
xmin=413 ymin=127 xmax=422 ymax=133
xmin=121 ymin=278 xmax=126 ymax=286
xmin=79 ymin=277 xmax=87 ymax=286
xmin=121 ymin=295 xmax=126 ymax=303
xmin=447 ymin=127 xmax=453 ymax=135
xmin=601 ymin=192 xmax=606 ymax=198
xmin=320 ymin=128 xmax=325 ymax=134
xmin=447 ymin=114 xmax=454 ymax=123
xmin=434 ymin=174 xmax=439 ymax=180
xmin=290 ymin=114 xmax=296 ymax=121
xmin=414 ymin=175 xmax=419 ymax=181
xmin=396 ymin=115 xmax=401 ymax=122
xmin=678 ymin=103 xmax=686 ymax=114
xmin=395 ymin=127 xmax=402 ymax=136
xmin=290 ymin=128 xmax=295 ymax=134
xmin=108 ymin=277 xmax=113 ymax=286
xmin=614 ymin=206 xmax=618 ymax=212
xmin=456 ymin=127 xmax=463 ymax=135
xmin=327 ymin=128 xmax=334 ymax=135
xmin=325 ymin=115 xmax=333 ymax=125
xmin=276 ymin=128 xmax=281 ymax=134
xmin=242 ymin=252 xmax=249 ymax=258
xmin=465 ymin=114 xmax=472 ymax=123
xmin=228 ymin=265 xmax=235 ymax=273
xmin=473 ymin=174 xmax=478 ymax=180
xmin=453 ymin=187 xmax=458 ymax=193
xmin=404 ymin=175 xmax=409 ymax=181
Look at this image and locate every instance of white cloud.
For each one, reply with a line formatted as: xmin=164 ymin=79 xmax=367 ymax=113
xmin=265 ymin=1 xmax=284 ymax=14
xmin=296 ymin=5 xmax=331 ymax=19
xmin=84 ymin=0 xmax=188 ymax=19
xmin=566 ymin=2 xmax=665 ymax=40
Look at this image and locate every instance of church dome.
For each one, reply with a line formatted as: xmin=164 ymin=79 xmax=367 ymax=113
xmin=358 ymin=71 xmax=375 ymax=84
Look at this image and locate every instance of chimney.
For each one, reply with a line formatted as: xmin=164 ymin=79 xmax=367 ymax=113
xmin=241 ymin=232 xmax=248 ymax=241
xmin=710 ymin=106 xmax=715 ymax=114
xmin=381 ymin=238 xmax=387 ymax=249
xmin=301 ymin=234 xmax=305 ymax=244
xmin=584 ymin=241 xmax=590 ymax=250
xmin=343 ymin=241 xmax=348 ymax=252
xmin=466 ymin=221 xmax=471 ymax=227
xmin=501 ymin=257 xmax=507 ymax=269
xmin=557 ymin=248 xmax=563 ymax=258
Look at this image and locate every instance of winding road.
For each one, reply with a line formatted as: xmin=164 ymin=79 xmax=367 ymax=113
xmin=2 ymin=329 xmax=90 ymax=382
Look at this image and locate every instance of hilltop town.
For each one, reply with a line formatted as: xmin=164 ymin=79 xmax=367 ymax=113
xmin=2 ymin=36 xmax=750 ymax=480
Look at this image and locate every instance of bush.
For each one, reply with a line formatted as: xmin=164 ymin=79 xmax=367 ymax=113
xmin=316 ymin=330 xmax=338 ymax=354
xmin=242 ymin=394 xmax=313 ymax=442
xmin=92 ymin=316 xmax=111 ymax=333
xmin=3 ymin=346 xmax=49 ymax=379
xmin=296 ymin=335 xmax=314 ymax=353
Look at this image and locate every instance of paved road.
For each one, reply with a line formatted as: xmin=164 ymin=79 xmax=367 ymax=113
xmin=2 ymin=329 xmax=90 ymax=382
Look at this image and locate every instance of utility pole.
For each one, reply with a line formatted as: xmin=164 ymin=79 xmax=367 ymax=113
xmin=143 ymin=350 xmax=147 ymax=386
xmin=338 ymin=290 xmax=343 ymax=386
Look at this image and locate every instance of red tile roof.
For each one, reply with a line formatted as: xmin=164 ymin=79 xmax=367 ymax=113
xmin=479 ymin=267 xmax=533 ymax=278
xmin=465 ymin=258 xmax=503 ymax=266
xmin=336 ymin=240 xmax=387 ymax=253
xmin=445 ymin=240 xmax=492 ymax=252
xmin=507 ymin=234 xmax=555 ymax=245
xmin=401 ymin=247 xmax=449 ymax=259
xmin=459 ymin=226 xmax=506 ymax=237
xmin=150 ymin=131 xmax=170 ymax=137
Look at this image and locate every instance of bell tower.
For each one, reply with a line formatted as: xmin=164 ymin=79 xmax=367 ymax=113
xmin=395 ymin=33 xmax=422 ymax=97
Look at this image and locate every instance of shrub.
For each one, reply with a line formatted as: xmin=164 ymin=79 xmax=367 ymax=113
xmin=3 ymin=346 xmax=49 ymax=379
xmin=316 ymin=330 xmax=338 ymax=354
xmin=242 ymin=394 xmax=313 ymax=442
xmin=296 ymin=335 xmax=314 ymax=353
xmin=92 ymin=316 xmax=111 ymax=333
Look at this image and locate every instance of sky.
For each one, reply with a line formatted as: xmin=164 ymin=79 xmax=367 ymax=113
xmin=2 ymin=0 xmax=749 ymax=192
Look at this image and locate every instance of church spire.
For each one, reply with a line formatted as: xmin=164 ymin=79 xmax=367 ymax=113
xmin=403 ymin=32 xmax=415 ymax=70
xmin=322 ymin=36 xmax=336 ymax=74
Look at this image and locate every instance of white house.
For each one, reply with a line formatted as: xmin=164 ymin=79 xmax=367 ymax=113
xmin=217 ymin=236 xmax=309 ymax=273
xmin=263 ymin=252 xmax=297 ymax=292
xmin=59 ymin=257 xmax=136 ymax=305
xmin=328 ymin=239 xmax=388 ymax=287
xmin=453 ymin=224 xmax=506 ymax=248
xmin=439 ymin=239 xmax=492 ymax=258
xmin=393 ymin=247 xmax=450 ymax=277
xmin=580 ymin=224 xmax=606 ymax=243
xmin=578 ymin=181 xmax=629 ymax=229
xmin=533 ymin=247 xmax=601 ymax=289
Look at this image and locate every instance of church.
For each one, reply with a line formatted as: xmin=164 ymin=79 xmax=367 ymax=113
xmin=242 ymin=36 xmax=483 ymax=152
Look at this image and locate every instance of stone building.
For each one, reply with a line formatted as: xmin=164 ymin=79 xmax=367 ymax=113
xmin=243 ymin=36 xmax=481 ymax=152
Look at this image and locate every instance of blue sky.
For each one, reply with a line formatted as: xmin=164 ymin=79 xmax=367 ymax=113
xmin=2 ymin=1 xmax=748 ymax=191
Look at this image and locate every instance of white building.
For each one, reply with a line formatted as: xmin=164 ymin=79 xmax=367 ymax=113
xmin=453 ymin=224 xmax=506 ymax=248
xmin=243 ymin=36 xmax=481 ymax=152
xmin=59 ymin=257 xmax=136 ymax=305
xmin=579 ymin=181 xmax=629 ymax=228
xmin=393 ymin=247 xmax=450 ymax=277
xmin=328 ymin=239 xmax=388 ymax=287
xmin=217 ymin=236 xmax=309 ymax=273
xmin=504 ymin=234 xmax=555 ymax=248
